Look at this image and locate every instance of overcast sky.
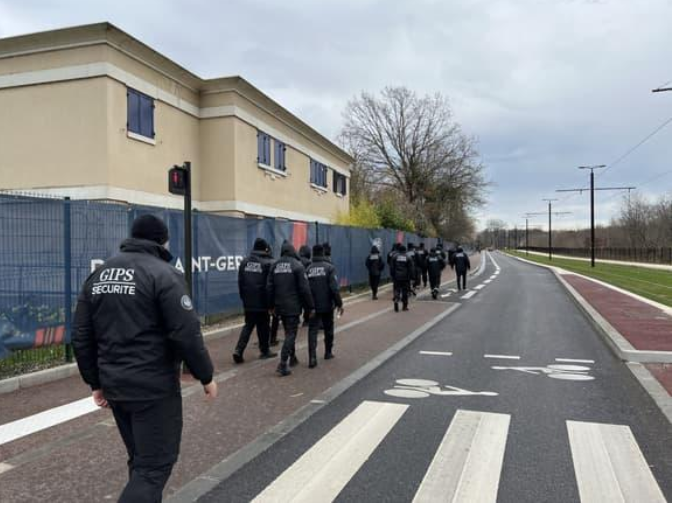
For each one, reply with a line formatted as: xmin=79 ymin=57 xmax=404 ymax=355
xmin=0 ymin=0 xmax=671 ymax=230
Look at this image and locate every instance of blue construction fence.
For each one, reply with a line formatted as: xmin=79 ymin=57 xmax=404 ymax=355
xmin=0 ymin=192 xmax=442 ymax=358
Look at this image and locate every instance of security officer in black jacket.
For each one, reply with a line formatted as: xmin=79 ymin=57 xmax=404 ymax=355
xmin=452 ymin=246 xmax=471 ymax=291
xmin=306 ymin=244 xmax=343 ymax=367
xmin=298 ymin=245 xmax=312 ymax=269
xmin=365 ymin=245 xmax=385 ymax=299
xmin=427 ymin=247 xmax=447 ymax=299
xmin=417 ymin=243 xmax=429 ymax=287
xmin=267 ymin=241 xmax=315 ymax=376
xmin=392 ymin=243 xmax=415 ymax=312
xmin=72 ymin=215 xmax=216 ymax=503
xmin=233 ymin=238 xmax=277 ymax=363
xmin=406 ymin=242 xmax=419 ymax=293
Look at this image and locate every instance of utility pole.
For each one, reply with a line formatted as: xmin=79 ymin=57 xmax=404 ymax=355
xmin=526 ymin=206 xmax=571 ymax=260
xmin=557 ymin=165 xmax=634 ymax=267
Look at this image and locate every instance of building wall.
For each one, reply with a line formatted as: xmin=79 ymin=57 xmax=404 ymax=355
xmin=0 ymin=77 xmax=108 ymax=189
xmin=199 ymin=116 xmax=237 ymax=204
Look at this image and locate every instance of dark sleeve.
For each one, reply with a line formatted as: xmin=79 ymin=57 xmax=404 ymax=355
xmin=365 ymin=256 xmax=372 ymax=271
xmin=329 ymin=266 xmax=343 ymax=308
xmin=440 ymin=258 xmax=446 ymax=271
xmin=237 ymin=260 xmax=245 ymax=300
xmin=466 ymin=255 xmax=471 ymax=270
xmin=157 ymin=269 xmax=213 ymax=385
xmin=379 ymin=258 xmax=385 ymax=271
xmin=295 ymin=264 xmax=315 ymax=311
xmin=267 ymin=264 xmax=275 ymax=308
xmin=72 ymin=282 xmax=101 ymax=391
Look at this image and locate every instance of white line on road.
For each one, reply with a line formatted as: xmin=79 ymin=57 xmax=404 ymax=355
xmin=414 ymin=409 xmax=511 ymax=503
xmin=567 ymin=420 xmax=665 ymax=502
xmin=484 ymin=354 xmax=521 ymax=360
xmin=555 ymin=358 xmax=595 ymax=364
xmin=419 ymin=351 xmax=454 ymax=357
xmin=461 ymin=291 xmax=477 ymax=300
xmin=253 ymin=400 xmax=408 ymax=503
xmin=0 ymin=397 xmax=99 ymax=447
xmin=482 ymin=280 xmax=492 ymax=285
xmin=474 ymin=284 xmax=485 ymax=290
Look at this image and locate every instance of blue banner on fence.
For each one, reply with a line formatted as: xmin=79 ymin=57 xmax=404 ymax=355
xmin=0 ymin=193 xmax=444 ymax=359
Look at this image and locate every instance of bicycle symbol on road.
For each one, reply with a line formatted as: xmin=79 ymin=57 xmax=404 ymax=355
xmin=490 ymin=364 xmax=595 ymax=381
xmin=384 ymin=379 xmax=498 ymax=399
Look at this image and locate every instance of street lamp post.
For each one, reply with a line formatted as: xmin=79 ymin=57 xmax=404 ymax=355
xmin=578 ymin=165 xmax=606 ymax=267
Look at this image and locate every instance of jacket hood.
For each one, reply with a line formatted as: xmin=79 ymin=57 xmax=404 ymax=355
xmin=250 ymin=249 xmax=271 ymax=259
xmin=120 ymin=238 xmax=173 ymax=262
xmin=370 ymin=245 xmax=380 ymax=254
xmin=281 ymin=241 xmax=299 ymax=260
xmin=311 ymin=255 xmax=330 ymax=264
xmin=299 ymin=245 xmax=311 ymax=259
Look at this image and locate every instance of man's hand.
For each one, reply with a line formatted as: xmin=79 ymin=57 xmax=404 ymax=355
xmin=203 ymin=380 xmax=218 ymax=401
xmin=337 ymin=307 xmax=345 ymax=318
xmin=92 ymin=389 xmax=108 ymax=408
xmin=304 ymin=309 xmax=315 ymax=322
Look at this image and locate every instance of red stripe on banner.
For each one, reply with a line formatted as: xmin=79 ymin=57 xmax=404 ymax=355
xmin=396 ymin=231 xmax=404 ymax=244
xmin=292 ymin=222 xmax=308 ymax=250
xmin=54 ymin=325 xmax=65 ymax=345
xmin=34 ymin=329 xmax=45 ymax=348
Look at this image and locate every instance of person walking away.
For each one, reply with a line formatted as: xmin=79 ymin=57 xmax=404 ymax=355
xmin=387 ymin=243 xmax=399 ymax=281
xmin=417 ymin=243 xmax=429 ymax=288
xmin=392 ymin=244 xmax=414 ymax=312
xmin=233 ymin=238 xmax=277 ymax=363
xmin=267 ymin=241 xmax=315 ymax=376
xmin=306 ymin=244 xmax=344 ymax=367
xmin=406 ymin=243 xmax=418 ymax=294
xmin=72 ymin=214 xmax=216 ymax=503
xmin=453 ymin=246 xmax=471 ymax=291
xmin=365 ymin=245 xmax=385 ymax=299
xmin=427 ymin=247 xmax=446 ymax=299
xmin=298 ymin=245 xmax=312 ymax=268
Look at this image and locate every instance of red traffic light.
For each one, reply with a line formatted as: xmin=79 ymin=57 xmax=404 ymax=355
xmin=168 ymin=165 xmax=188 ymax=195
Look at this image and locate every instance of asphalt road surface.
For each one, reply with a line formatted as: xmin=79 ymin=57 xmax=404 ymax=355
xmin=201 ymin=252 xmax=671 ymax=503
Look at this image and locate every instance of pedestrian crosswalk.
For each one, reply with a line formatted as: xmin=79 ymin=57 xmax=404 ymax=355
xmin=250 ymin=400 xmax=666 ymax=503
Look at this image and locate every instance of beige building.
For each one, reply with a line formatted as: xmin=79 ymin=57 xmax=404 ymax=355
xmin=0 ymin=23 xmax=352 ymax=223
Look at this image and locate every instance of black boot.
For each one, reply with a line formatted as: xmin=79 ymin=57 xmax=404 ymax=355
xmin=276 ymin=362 xmax=291 ymax=376
xmin=324 ymin=351 xmax=334 ymax=360
xmin=394 ymin=300 xmax=399 ymax=313
xmin=259 ymin=351 xmax=277 ymax=360
xmin=289 ymin=354 xmax=299 ymax=367
xmin=309 ymin=353 xmax=317 ymax=368
xmin=233 ymin=351 xmax=244 ymax=364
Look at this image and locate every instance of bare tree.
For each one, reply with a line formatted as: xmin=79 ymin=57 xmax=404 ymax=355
xmin=340 ymin=86 xmax=488 ymax=237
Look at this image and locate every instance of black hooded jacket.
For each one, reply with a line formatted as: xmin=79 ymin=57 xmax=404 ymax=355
xmin=238 ymin=249 xmax=274 ymax=312
xmin=427 ymin=250 xmax=447 ymax=279
xmin=365 ymin=246 xmax=385 ymax=277
xmin=453 ymin=249 xmax=471 ymax=273
xmin=267 ymin=242 xmax=315 ymax=316
xmin=392 ymin=250 xmax=415 ymax=282
xmin=298 ymin=245 xmax=312 ymax=269
xmin=72 ymin=238 xmax=214 ymax=401
xmin=307 ymin=256 xmax=343 ymax=313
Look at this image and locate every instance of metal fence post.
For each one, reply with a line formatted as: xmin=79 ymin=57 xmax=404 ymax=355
xmin=64 ymin=196 xmax=73 ymax=362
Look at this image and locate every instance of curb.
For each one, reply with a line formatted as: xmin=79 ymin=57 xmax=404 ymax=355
xmin=505 ymin=253 xmax=672 ymax=364
xmin=168 ymin=302 xmax=461 ymax=503
xmin=625 ymin=362 xmax=672 ymax=423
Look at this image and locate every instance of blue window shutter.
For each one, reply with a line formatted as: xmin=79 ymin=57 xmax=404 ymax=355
xmin=265 ymin=135 xmax=271 ymax=165
xmin=127 ymin=89 xmax=140 ymax=135
xmin=139 ymin=94 xmax=154 ymax=138
xmin=310 ymin=160 xmax=315 ymax=183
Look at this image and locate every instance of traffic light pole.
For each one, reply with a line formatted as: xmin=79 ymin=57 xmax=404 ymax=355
xmin=183 ymin=162 xmax=193 ymax=297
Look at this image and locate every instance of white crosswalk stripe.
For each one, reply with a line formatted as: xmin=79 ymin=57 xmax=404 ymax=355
xmin=253 ymin=400 xmax=408 ymax=503
xmin=567 ymin=420 xmax=666 ymax=503
xmin=414 ymin=410 xmax=510 ymax=503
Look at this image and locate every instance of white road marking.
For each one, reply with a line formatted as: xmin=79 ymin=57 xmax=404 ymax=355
xmin=567 ymin=421 xmax=666 ymax=503
xmin=0 ymin=397 xmax=99 ymax=447
xmin=419 ymin=351 xmax=454 ymax=357
xmin=253 ymin=400 xmax=408 ymax=503
xmin=0 ymin=462 xmax=14 ymax=475
xmin=385 ymin=380 xmax=497 ymax=399
xmin=484 ymin=354 xmax=521 ymax=360
xmin=414 ymin=410 xmax=510 ymax=503
xmin=474 ymin=284 xmax=486 ymax=290
xmin=555 ymin=358 xmax=595 ymax=364
xmin=482 ymin=280 xmax=492 ymax=284
xmin=461 ymin=291 xmax=477 ymax=300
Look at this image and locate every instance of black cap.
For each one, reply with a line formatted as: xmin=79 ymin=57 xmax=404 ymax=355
xmin=131 ymin=214 xmax=169 ymax=245
xmin=312 ymin=244 xmax=325 ymax=257
xmin=253 ymin=238 xmax=269 ymax=251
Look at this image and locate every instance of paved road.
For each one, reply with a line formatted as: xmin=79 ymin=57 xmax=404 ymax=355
xmin=202 ymin=252 xmax=671 ymax=503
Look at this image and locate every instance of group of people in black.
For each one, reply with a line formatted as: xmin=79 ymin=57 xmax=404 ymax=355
xmin=234 ymin=238 xmax=343 ymax=376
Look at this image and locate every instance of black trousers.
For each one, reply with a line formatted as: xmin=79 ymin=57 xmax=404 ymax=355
xmin=429 ymin=274 xmax=441 ymax=290
xmin=368 ymin=274 xmax=381 ymax=297
xmin=422 ymin=268 xmax=429 ymax=286
xmin=393 ymin=281 xmax=409 ymax=306
xmin=109 ymin=394 xmax=183 ymax=503
xmin=270 ymin=314 xmax=280 ymax=344
xmin=456 ymin=270 xmax=467 ymax=290
xmin=235 ymin=311 xmax=271 ymax=355
xmin=309 ymin=311 xmax=335 ymax=357
xmin=280 ymin=315 xmax=300 ymax=364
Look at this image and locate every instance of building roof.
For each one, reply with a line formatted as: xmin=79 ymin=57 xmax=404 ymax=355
xmin=0 ymin=22 xmax=354 ymax=166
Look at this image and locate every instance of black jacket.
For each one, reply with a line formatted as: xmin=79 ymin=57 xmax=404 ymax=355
xmin=453 ymin=250 xmax=471 ymax=273
xmin=427 ymin=251 xmax=446 ymax=279
xmin=307 ymin=256 xmax=343 ymax=313
xmin=365 ymin=248 xmax=385 ymax=277
xmin=238 ymin=249 xmax=274 ymax=312
xmin=392 ymin=252 xmax=415 ymax=282
xmin=72 ymin=238 xmax=214 ymax=401
xmin=406 ymin=249 xmax=418 ymax=279
xmin=416 ymin=248 xmax=429 ymax=270
xmin=267 ymin=242 xmax=315 ymax=316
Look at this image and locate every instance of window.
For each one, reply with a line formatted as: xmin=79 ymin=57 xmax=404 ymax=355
xmin=257 ymin=131 xmax=271 ymax=166
xmin=274 ymin=140 xmax=286 ymax=171
xmin=310 ymin=160 xmax=328 ymax=188
xmin=127 ymin=88 xmax=154 ymax=139
xmin=333 ymin=171 xmax=347 ymax=196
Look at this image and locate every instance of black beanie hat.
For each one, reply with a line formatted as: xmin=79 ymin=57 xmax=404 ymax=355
xmin=131 ymin=214 xmax=169 ymax=245
xmin=253 ymin=238 xmax=269 ymax=251
xmin=322 ymin=242 xmax=332 ymax=256
xmin=312 ymin=244 xmax=324 ymax=257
